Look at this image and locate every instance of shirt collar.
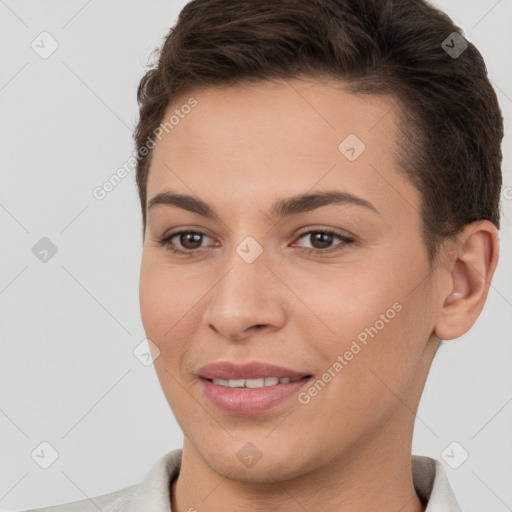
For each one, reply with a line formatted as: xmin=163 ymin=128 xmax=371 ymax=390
xmin=412 ymin=454 xmax=463 ymax=511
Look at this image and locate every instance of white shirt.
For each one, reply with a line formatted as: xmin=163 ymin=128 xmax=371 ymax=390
xmin=22 ymin=450 xmax=463 ymax=511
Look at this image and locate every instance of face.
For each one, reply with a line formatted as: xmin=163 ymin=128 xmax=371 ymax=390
xmin=139 ymin=79 xmax=443 ymax=482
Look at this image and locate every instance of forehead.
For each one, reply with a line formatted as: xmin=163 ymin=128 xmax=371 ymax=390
xmin=147 ymin=78 xmax=418 ymax=219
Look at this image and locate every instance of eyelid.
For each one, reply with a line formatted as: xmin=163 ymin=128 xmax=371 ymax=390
xmin=294 ymin=225 xmax=355 ymax=241
xmin=160 ymin=226 xmax=213 ymax=240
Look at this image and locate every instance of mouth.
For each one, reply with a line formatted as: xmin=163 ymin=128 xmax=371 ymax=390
xmin=196 ymin=362 xmax=313 ymax=415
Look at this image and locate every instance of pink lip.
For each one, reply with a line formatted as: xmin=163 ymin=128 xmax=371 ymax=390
xmin=199 ymin=376 xmax=311 ymax=415
xmin=197 ymin=361 xmax=312 ymax=415
xmin=197 ymin=361 xmax=310 ymax=380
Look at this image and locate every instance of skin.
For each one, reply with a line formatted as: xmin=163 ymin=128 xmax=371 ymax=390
xmin=139 ymin=78 xmax=499 ymax=512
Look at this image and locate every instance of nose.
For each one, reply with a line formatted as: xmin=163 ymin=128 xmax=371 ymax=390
xmin=202 ymin=254 xmax=287 ymax=342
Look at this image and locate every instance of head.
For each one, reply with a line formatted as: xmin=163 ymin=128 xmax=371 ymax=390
xmin=135 ymin=0 xmax=502 ymax=482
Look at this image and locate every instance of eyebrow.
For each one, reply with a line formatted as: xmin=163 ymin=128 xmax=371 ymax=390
xmin=147 ymin=189 xmax=379 ymax=218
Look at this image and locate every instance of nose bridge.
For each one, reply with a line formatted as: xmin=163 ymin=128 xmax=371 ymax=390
xmin=203 ymin=239 xmax=286 ymax=340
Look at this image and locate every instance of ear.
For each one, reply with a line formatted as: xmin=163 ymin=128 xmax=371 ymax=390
xmin=434 ymin=220 xmax=499 ymax=341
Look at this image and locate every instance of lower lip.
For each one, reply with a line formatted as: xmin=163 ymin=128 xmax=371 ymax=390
xmin=199 ymin=377 xmax=311 ymax=415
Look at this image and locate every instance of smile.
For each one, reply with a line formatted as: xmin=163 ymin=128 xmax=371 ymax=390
xmin=210 ymin=376 xmax=303 ymax=388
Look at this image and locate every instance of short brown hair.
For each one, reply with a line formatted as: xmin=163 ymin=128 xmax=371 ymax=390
xmin=134 ymin=0 xmax=504 ymax=264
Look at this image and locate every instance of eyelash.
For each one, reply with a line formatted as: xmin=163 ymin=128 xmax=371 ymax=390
xmin=155 ymin=229 xmax=354 ymax=257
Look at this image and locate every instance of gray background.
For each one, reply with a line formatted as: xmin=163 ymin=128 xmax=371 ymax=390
xmin=0 ymin=1 xmax=511 ymax=510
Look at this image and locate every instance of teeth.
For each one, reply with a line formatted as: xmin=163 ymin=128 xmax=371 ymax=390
xmin=245 ymin=378 xmax=264 ymax=388
xmin=211 ymin=376 xmax=304 ymax=388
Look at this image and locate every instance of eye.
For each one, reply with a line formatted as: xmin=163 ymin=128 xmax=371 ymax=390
xmin=293 ymin=229 xmax=354 ymax=255
xmin=156 ymin=230 xmax=215 ymax=255
xmin=155 ymin=228 xmax=354 ymax=256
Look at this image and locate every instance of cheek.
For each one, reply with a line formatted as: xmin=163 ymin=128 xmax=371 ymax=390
xmin=139 ymin=264 xmax=169 ymax=339
xmin=139 ymin=257 xmax=194 ymax=339
xmin=289 ymin=254 xmax=430 ymax=399
xmin=139 ymin=260 xmax=201 ymax=416
xmin=139 ymin=257 xmax=210 ymax=383
xmin=284 ymin=259 xmax=402 ymax=349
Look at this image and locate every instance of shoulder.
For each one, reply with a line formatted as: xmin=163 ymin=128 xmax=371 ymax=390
xmin=18 ymin=449 xmax=182 ymax=512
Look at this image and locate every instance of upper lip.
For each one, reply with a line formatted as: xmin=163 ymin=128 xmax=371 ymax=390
xmin=197 ymin=361 xmax=311 ymax=380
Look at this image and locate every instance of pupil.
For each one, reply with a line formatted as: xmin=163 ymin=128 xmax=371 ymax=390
xmin=312 ymin=232 xmax=332 ymax=249
xmin=181 ymin=233 xmax=202 ymax=249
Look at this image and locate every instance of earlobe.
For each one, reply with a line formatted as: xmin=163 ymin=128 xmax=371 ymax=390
xmin=433 ymin=221 xmax=499 ymax=341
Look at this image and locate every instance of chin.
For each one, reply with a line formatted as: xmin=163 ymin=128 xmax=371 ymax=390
xmin=196 ymin=437 xmax=318 ymax=483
